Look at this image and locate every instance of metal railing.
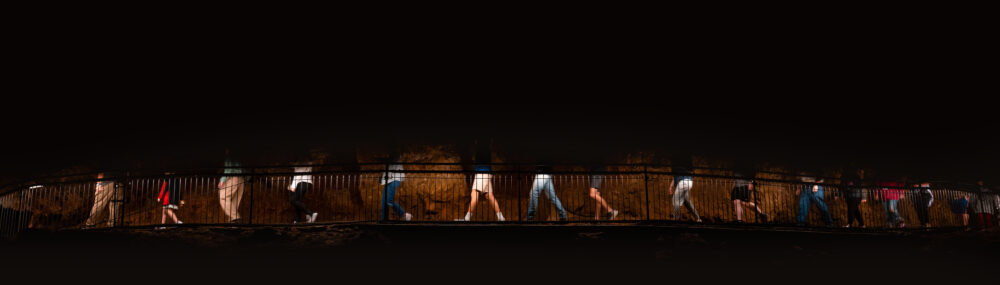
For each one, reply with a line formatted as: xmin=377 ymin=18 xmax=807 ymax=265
xmin=1 ymin=164 xmax=997 ymax=239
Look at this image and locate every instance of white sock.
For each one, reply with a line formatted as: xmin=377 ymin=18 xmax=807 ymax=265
xmin=496 ymin=212 xmax=504 ymax=220
xmin=464 ymin=212 xmax=471 ymax=221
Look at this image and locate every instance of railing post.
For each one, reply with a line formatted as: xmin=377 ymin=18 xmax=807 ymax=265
xmin=381 ymin=163 xmax=390 ymax=222
xmin=247 ymin=169 xmax=255 ymax=225
xmin=112 ymin=175 xmax=121 ymax=228
xmin=644 ymin=165 xmax=650 ymax=221
xmin=516 ymin=165 xmax=522 ymax=221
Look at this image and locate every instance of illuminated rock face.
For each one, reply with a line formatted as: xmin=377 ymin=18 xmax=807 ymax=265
xmin=1 ymin=143 xmax=975 ymax=230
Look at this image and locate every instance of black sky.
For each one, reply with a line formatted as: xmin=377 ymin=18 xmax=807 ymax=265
xmin=2 ymin=23 xmax=996 ymax=185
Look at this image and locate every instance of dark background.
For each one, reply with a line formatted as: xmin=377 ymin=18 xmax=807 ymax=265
xmin=1 ymin=6 xmax=997 ymax=284
xmin=2 ymin=15 xmax=996 ymax=186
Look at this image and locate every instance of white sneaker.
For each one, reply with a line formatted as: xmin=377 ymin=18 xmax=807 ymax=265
xmin=404 ymin=213 xmax=413 ymax=221
xmin=497 ymin=213 xmax=505 ymax=222
xmin=177 ymin=221 xmax=183 ymax=224
xmin=308 ymin=213 xmax=318 ymax=223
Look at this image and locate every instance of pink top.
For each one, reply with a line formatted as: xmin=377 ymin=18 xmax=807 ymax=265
xmin=877 ymin=181 xmax=904 ymax=200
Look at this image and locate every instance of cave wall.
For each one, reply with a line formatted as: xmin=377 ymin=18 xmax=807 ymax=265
xmin=0 ymin=143 xmax=982 ymax=230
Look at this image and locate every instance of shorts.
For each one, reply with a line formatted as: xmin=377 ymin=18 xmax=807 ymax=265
xmin=951 ymin=198 xmax=969 ymax=214
xmin=472 ymin=173 xmax=493 ymax=194
xmin=675 ymin=179 xmax=693 ymax=192
xmin=731 ymin=186 xmax=752 ymax=201
xmin=590 ymin=175 xmax=604 ymax=191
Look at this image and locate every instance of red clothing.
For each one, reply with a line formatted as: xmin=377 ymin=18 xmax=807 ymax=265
xmin=877 ymin=181 xmax=904 ymax=200
xmin=974 ymin=213 xmax=995 ymax=230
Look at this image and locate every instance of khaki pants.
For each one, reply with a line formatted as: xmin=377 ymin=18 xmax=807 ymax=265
xmin=85 ymin=186 xmax=122 ymax=227
xmin=219 ymin=177 xmax=246 ymax=222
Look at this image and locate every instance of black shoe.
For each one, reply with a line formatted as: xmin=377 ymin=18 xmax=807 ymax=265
xmin=757 ymin=213 xmax=769 ymax=222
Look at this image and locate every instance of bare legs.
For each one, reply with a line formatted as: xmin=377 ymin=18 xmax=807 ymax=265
xmin=590 ymin=188 xmax=616 ymax=220
xmin=467 ymin=191 xmax=501 ymax=214
xmin=161 ymin=208 xmax=180 ymax=225
xmin=733 ymin=200 xmax=764 ymax=222
xmin=464 ymin=191 xmax=503 ymax=221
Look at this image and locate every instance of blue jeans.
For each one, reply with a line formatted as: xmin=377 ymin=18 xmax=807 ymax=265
xmin=797 ymin=190 xmax=832 ymax=225
xmin=381 ymin=181 xmax=406 ymax=219
xmin=884 ymin=200 xmax=901 ymax=226
xmin=526 ymin=174 xmax=567 ymax=220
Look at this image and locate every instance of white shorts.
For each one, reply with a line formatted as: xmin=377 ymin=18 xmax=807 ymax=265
xmin=676 ymin=179 xmax=693 ymax=192
xmin=472 ymin=173 xmax=493 ymax=194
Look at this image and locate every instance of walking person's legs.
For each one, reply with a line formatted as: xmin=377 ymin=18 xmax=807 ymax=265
xmin=590 ymin=188 xmax=613 ymax=220
xmin=290 ymin=182 xmax=315 ymax=222
xmin=219 ymin=180 xmax=232 ymax=222
xmin=733 ymin=200 xmax=743 ymax=222
xmin=882 ymin=200 xmax=894 ymax=228
xmin=811 ymin=194 xmax=833 ymax=225
xmin=85 ymin=188 xmax=112 ymax=227
xmin=231 ymin=178 xmax=245 ymax=221
xmin=288 ymin=190 xmax=304 ymax=222
xmin=485 ymin=192 xmax=504 ymax=221
xmin=166 ymin=208 xmax=179 ymax=224
xmin=797 ymin=193 xmax=811 ymax=225
xmin=672 ymin=190 xmax=684 ymax=221
xmin=219 ymin=177 xmax=245 ymax=222
xmin=465 ymin=190 xmax=480 ymax=217
xmin=846 ymin=198 xmax=863 ymax=227
xmin=884 ymin=200 xmax=902 ymax=227
xmin=543 ymin=179 xmax=567 ymax=220
xmin=588 ymin=174 xmax=615 ymax=220
xmin=890 ymin=200 xmax=902 ymax=226
xmin=464 ymin=173 xmax=502 ymax=221
xmin=913 ymin=195 xmax=930 ymax=226
xmin=108 ymin=186 xmax=123 ymax=227
xmin=526 ymin=178 xmax=544 ymax=220
xmin=383 ymin=181 xmax=407 ymax=219
xmin=679 ymin=186 xmax=701 ymax=222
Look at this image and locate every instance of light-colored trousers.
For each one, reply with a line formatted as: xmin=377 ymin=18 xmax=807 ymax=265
xmin=219 ymin=177 xmax=246 ymax=222
xmin=673 ymin=179 xmax=700 ymax=220
xmin=85 ymin=187 xmax=122 ymax=227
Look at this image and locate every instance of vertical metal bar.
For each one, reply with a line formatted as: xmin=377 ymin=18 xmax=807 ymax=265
xmin=643 ymin=165 xmax=650 ymax=221
xmin=516 ymin=165 xmax=522 ymax=221
xmin=247 ymin=169 xmax=255 ymax=225
xmin=381 ymin=163 xmax=389 ymax=222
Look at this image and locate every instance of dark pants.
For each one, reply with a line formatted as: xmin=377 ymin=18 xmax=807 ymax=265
xmin=913 ymin=195 xmax=931 ymax=226
xmin=846 ymin=197 xmax=864 ymax=227
xmin=290 ymin=182 xmax=313 ymax=221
